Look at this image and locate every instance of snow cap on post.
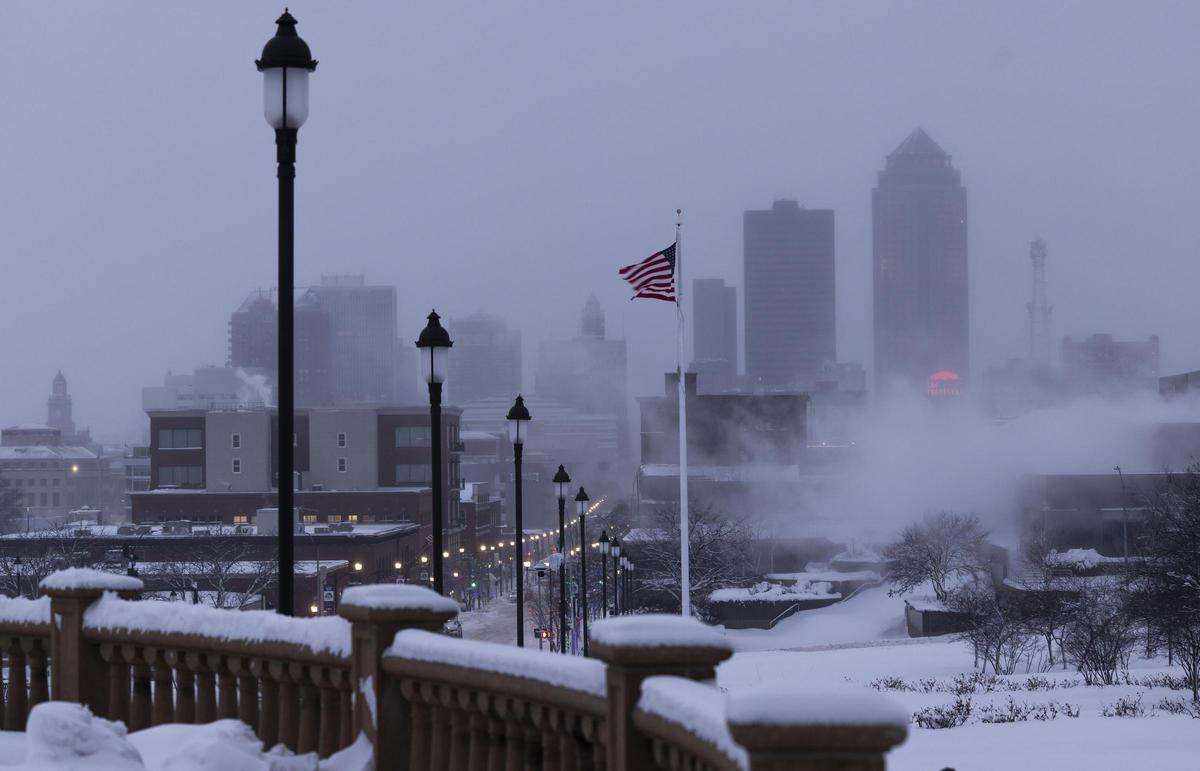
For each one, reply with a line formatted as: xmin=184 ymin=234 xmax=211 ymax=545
xmin=726 ymin=688 xmax=908 ymax=767
xmin=40 ymin=568 xmax=143 ymax=597
xmin=590 ymin=614 xmax=732 ymax=670
xmin=338 ymin=584 xmax=459 ymax=627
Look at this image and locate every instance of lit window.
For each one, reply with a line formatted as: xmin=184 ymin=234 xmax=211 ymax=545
xmin=328 ymin=514 xmax=343 ymax=524
xmin=347 ymin=514 xmax=359 ymax=523
xmin=232 ymin=458 xmax=241 ymax=475
xmin=233 ymin=515 xmax=249 ymax=524
xmin=337 ymin=432 xmax=347 ymax=448
xmin=302 ymin=514 xmax=318 ymax=524
xmin=337 ymin=457 xmax=347 ymax=473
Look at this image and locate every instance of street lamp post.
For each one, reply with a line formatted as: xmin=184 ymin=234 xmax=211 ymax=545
xmin=256 ymin=10 xmax=317 ymax=616
xmin=1114 ymin=465 xmax=1129 ymax=560
xmin=611 ymin=539 xmax=622 ymax=616
xmin=575 ymin=487 xmax=590 ymax=655
xmin=417 ymin=311 xmax=453 ymax=595
xmin=627 ymin=559 xmax=635 ymax=613
xmin=507 ymin=395 xmax=532 ymax=646
xmin=552 ymin=465 xmax=571 ymax=655
xmin=598 ymin=530 xmax=609 ymax=618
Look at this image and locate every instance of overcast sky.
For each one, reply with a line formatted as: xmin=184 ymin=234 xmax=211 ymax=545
xmin=1 ymin=2 xmax=1197 ymax=441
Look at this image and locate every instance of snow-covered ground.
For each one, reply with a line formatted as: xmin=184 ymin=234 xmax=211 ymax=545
xmin=717 ymin=586 xmax=1200 ymax=770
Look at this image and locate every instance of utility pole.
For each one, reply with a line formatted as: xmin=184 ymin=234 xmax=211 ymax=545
xmin=1114 ymin=465 xmax=1129 ymax=560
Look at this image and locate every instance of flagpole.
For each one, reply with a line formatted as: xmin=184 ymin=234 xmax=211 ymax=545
xmin=675 ymin=208 xmax=691 ymax=617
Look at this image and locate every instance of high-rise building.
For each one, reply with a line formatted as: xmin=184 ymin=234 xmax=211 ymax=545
xmin=743 ymin=200 xmax=835 ymax=389
xmin=534 ymin=296 xmax=629 ymax=452
xmin=295 ymin=290 xmax=334 ymax=407
xmin=309 ymin=275 xmax=399 ymax=405
xmin=229 ymin=291 xmax=277 ymax=377
xmin=872 ymin=128 xmax=968 ymax=394
xmin=446 ymin=314 xmax=521 ymax=406
xmin=690 ymin=279 xmax=737 ymax=392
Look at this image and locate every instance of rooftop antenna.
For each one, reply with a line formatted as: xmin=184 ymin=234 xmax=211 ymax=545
xmin=1027 ymin=239 xmax=1052 ymax=363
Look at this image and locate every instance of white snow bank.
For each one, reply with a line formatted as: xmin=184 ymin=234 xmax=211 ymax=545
xmin=0 ymin=596 xmax=50 ymax=625
xmin=317 ymin=733 xmax=372 ymax=771
xmin=726 ymin=687 xmax=908 ymax=728
xmin=40 ymin=568 xmax=143 ymax=593
xmin=591 ymin=614 xmax=732 ymax=651
xmin=340 ymin=584 xmax=459 ymax=615
xmin=1045 ymin=548 xmax=1122 ymax=570
xmin=17 ymin=701 xmax=143 ymax=770
xmin=387 ymin=629 xmax=606 ymax=697
xmin=84 ymin=593 xmax=351 ymax=658
xmin=638 ymin=676 xmax=747 ymax=770
xmin=128 ymin=719 xmax=317 ymax=771
xmin=766 ymin=570 xmax=881 ymax=583
xmin=709 ymin=581 xmax=840 ymax=604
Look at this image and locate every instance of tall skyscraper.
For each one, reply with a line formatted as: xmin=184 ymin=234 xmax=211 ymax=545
xmin=309 ymin=275 xmax=399 ymax=405
xmin=446 ymin=313 xmax=522 ymax=406
xmin=743 ymin=199 xmax=835 ymax=389
xmin=690 ymin=279 xmax=738 ymax=392
xmin=229 ymin=291 xmax=277 ymax=376
xmin=295 ymin=290 xmax=334 ymax=407
xmin=872 ymin=128 xmax=968 ymax=394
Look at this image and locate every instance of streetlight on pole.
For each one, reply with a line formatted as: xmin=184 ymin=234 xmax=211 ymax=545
xmin=611 ymin=538 xmax=622 ymax=616
xmin=598 ymin=530 xmax=610 ymax=618
xmin=627 ymin=559 xmax=635 ymax=613
xmin=507 ymin=395 xmax=532 ymax=646
xmin=575 ymin=487 xmax=590 ymax=655
xmin=1114 ymin=465 xmax=1129 ymax=560
xmin=552 ymin=465 xmax=571 ymax=655
xmin=417 ymin=311 xmax=453 ymax=595
xmin=256 ymin=10 xmax=317 ymax=616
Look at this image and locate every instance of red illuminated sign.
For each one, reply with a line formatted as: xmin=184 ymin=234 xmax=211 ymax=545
xmin=927 ymin=370 xmax=962 ymax=397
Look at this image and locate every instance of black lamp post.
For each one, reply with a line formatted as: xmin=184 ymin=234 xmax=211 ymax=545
xmin=598 ymin=530 xmax=609 ymax=618
xmin=507 ymin=395 xmax=531 ymax=646
xmin=256 ymin=10 xmax=317 ymax=616
xmin=575 ymin=487 xmax=590 ymax=655
xmin=552 ymin=464 xmax=571 ymax=655
xmin=417 ymin=311 xmax=453 ymax=595
xmin=611 ymin=538 xmax=622 ymax=616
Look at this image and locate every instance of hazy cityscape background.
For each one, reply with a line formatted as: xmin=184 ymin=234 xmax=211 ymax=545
xmin=3 ymin=1 xmax=1199 ymax=441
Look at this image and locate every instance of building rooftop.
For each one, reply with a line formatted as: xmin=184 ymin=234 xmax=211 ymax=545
xmin=889 ymin=127 xmax=948 ymax=158
xmin=0 ymin=445 xmax=96 ymax=461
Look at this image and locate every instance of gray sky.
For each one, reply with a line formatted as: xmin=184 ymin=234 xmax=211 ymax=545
xmin=2 ymin=2 xmax=1198 ymax=441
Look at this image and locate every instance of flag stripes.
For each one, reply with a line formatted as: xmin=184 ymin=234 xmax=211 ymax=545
xmin=618 ymin=243 xmax=677 ymax=302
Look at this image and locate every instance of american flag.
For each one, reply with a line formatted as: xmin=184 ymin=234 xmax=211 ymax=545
xmin=618 ymin=243 xmax=677 ymax=302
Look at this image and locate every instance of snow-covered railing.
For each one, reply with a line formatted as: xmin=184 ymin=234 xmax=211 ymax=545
xmin=0 ymin=594 xmax=52 ymax=730
xmin=12 ymin=570 xmax=910 ymax=770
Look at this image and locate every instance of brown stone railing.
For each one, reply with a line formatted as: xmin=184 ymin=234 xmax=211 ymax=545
xmin=0 ymin=596 xmax=52 ymax=730
xmin=10 ymin=570 xmax=908 ymax=769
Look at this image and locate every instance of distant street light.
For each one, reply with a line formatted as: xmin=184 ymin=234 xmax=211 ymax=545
xmin=575 ymin=487 xmax=590 ymax=655
xmin=552 ymin=464 xmax=571 ymax=655
xmin=256 ymin=9 xmax=317 ymax=616
xmin=598 ymin=530 xmax=610 ymax=619
xmin=507 ymin=395 xmax=532 ymax=646
xmin=417 ymin=310 xmax=453 ymax=595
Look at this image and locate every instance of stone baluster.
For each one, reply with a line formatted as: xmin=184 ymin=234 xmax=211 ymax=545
xmin=725 ymin=690 xmax=908 ymax=771
xmin=126 ymin=648 xmax=152 ymax=732
xmin=101 ymin=644 xmax=130 ymax=723
xmin=252 ymin=658 xmax=279 ymax=747
xmin=589 ymin=615 xmax=734 ymax=771
xmin=296 ymin=663 xmax=320 ymax=755
xmin=5 ymin=641 xmax=27 ymax=730
xmin=215 ymin=655 xmax=239 ymax=721
xmin=231 ymin=657 xmax=258 ymax=730
xmin=168 ymin=650 xmax=196 ymax=724
xmin=148 ymin=648 xmax=174 ymax=726
xmin=486 ymin=715 xmax=507 ymax=771
xmin=42 ymin=570 xmax=143 ymax=718
xmin=336 ymin=671 xmax=354 ymax=750
xmin=316 ymin=667 xmax=341 ymax=758
xmin=189 ymin=652 xmax=216 ymax=724
xmin=273 ymin=660 xmax=300 ymax=750
xmin=25 ymin=639 xmax=48 ymax=711
xmin=337 ymin=583 xmax=459 ymax=770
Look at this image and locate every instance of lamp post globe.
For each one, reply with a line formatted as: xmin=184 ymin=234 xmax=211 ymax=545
xmin=598 ymin=529 xmax=610 ymax=618
xmin=506 ymin=395 xmax=532 ymax=646
xmin=416 ymin=311 xmax=453 ymax=595
xmin=574 ymin=486 xmax=590 ymax=654
xmin=551 ymin=464 xmax=571 ymax=654
xmin=256 ymin=9 xmax=317 ymax=616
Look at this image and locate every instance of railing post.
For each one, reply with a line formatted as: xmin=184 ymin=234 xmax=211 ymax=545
xmin=41 ymin=569 xmax=143 ymax=718
xmin=590 ymin=615 xmax=733 ymax=771
xmin=338 ymin=584 xmax=459 ymax=770
xmin=726 ymin=689 xmax=908 ymax=771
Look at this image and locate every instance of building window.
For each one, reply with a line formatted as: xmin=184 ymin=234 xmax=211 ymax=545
xmin=394 ymin=464 xmax=431 ymax=483
xmin=337 ymin=432 xmax=347 ymax=448
xmin=328 ymin=514 xmax=343 ymax=524
xmin=232 ymin=458 xmax=242 ymax=475
xmin=302 ymin=514 xmax=318 ymax=524
xmin=51 ymin=493 xmax=59 ymax=506
xmin=158 ymin=465 xmax=203 ymax=487
xmin=39 ymin=493 xmax=46 ymax=506
xmin=52 ymin=478 xmax=59 ymax=487
xmin=233 ymin=514 xmax=249 ymax=524
xmin=337 ymin=457 xmax=348 ymax=473
xmin=347 ymin=514 xmax=359 ymax=523
xmin=40 ymin=479 xmax=47 ymax=487
xmin=361 ymin=514 xmax=376 ymax=523
xmin=231 ymin=433 xmax=241 ymax=449
xmin=158 ymin=428 xmax=202 ymax=449
xmin=395 ymin=426 xmax=431 ymax=448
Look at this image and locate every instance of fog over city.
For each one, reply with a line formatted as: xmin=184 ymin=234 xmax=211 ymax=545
xmin=2 ymin=2 xmax=1198 ymax=441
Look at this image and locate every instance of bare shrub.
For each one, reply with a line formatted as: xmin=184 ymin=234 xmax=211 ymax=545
xmin=884 ymin=512 xmax=989 ymax=602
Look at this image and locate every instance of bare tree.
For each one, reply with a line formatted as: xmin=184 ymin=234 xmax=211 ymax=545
xmin=0 ymin=524 xmax=100 ymax=597
xmin=946 ymin=584 xmax=1038 ymax=675
xmin=883 ymin=512 xmax=989 ymax=603
xmin=636 ymin=500 xmax=755 ymax=621
xmin=153 ymin=536 xmax=275 ymax=609
xmin=1130 ymin=465 xmax=1200 ymax=700
xmin=1059 ymin=580 xmax=1139 ymax=686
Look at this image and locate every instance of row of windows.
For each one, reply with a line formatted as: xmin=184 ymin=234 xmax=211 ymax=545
xmin=25 ymin=492 xmax=59 ymax=507
xmin=159 ymin=428 xmax=202 ymax=449
xmin=395 ymin=426 xmax=432 ymax=447
xmin=158 ymin=465 xmax=203 ymax=486
xmin=9 ymin=478 xmax=59 ymax=487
